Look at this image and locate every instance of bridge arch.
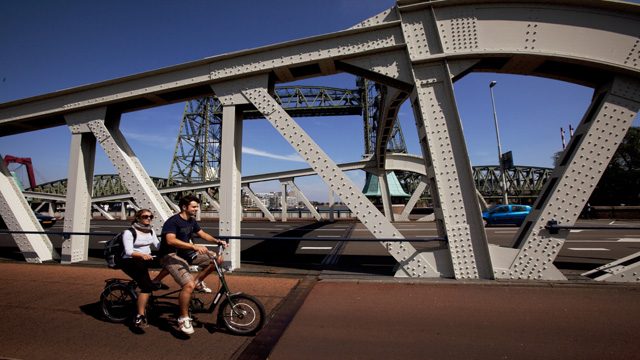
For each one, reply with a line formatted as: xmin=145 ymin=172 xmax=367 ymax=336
xmin=0 ymin=0 xmax=639 ymax=282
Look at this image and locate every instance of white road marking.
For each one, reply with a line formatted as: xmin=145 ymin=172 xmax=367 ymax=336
xmin=566 ymin=240 xmax=628 ymax=243
xmin=393 ymin=228 xmax=437 ymax=231
xmin=301 ymin=247 xmax=333 ymax=250
xmin=617 ymin=238 xmax=640 ymax=242
xmin=567 ymin=248 xmax=609 ymax=251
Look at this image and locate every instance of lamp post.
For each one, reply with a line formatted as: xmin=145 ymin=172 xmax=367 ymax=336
xmin=489 ymin=81 xmax=508 ymax=205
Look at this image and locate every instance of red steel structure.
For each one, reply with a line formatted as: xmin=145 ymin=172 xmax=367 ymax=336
xmin=3 ymin=155 xmax=36 ymax=189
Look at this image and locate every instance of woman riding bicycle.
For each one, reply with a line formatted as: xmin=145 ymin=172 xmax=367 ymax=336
xmin=119 ymin=209 xmax=167 ymax=329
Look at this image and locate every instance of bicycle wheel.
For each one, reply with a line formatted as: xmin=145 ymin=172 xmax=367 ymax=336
xmin=101 ymin=283 xmax=137 ymax=323
xmin=218 ymin=293 xmax=265 ymax=335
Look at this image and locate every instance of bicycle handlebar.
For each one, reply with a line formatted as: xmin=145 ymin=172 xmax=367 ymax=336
xmin=207 ymin=250 xmax=222 ymax=259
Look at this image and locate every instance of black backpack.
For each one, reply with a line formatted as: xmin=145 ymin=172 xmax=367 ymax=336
xmin=104 ymin=227 xmax=136 ymax=269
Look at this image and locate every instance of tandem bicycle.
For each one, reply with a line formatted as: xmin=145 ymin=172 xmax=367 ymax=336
xmin=100 ymin=251 xmax=265 ymax=335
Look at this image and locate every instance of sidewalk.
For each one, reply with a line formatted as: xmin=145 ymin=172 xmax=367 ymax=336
xmin=0 ymin=261 xmax=639 ymax=360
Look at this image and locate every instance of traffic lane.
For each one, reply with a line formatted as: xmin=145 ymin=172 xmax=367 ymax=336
xmin=193 ymin=220 xmax=640 ymax=275
xmin=1 ymin=219 xmax=639 ymax=272
xmin=558 ymin=223 xmax=640 ymax=267
xmin=237 ymin=222 xmax=353 ymax=270
xmin=0 ymin=220 xmax=351 ymax=264
xmin=332 ymin=221 xmax=640 ymax=273
xmin=268 ymin=282 xmax=640 ymax=360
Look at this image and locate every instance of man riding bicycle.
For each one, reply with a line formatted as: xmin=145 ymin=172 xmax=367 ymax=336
xmin=159 ymin=194 xmax=227 ymax=335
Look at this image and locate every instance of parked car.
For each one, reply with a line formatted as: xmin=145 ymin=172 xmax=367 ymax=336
xmin=0 ymin=211 xmax=57 ymax=229
xmin=482 ymin=204 xmax=531 ymax=226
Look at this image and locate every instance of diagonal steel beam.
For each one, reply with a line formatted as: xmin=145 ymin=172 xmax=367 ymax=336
xmin=243 ymin=86 xmax=447 ymax=278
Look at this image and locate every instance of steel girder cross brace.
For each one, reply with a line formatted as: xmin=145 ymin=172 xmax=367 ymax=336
xmin=243 ymin=86 xmax=445 ymax=278
xmin=63 ymin=107 xmax=174 ymax=263
xmin=410 ymin=62 xmax=494 ymax=281
xmin=491 ymin=76 xmax=640 ymax=281
xmin=0 ymin=154 xmax=59 ymax=262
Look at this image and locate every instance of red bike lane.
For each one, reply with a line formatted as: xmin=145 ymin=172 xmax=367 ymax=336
xmin=0 ymin=262 xmax=298 ymax=360
xmin=268 ymin=281 xmax=640 ymax=360
xmin=1 ymin=262 xmax=639 ymax=360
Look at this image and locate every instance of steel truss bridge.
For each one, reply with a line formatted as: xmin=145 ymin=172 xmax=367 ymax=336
xmin=1 ymin=0 xmax=640 ymax=283
xmin=25 ymin=165 xmax=551 ymax=204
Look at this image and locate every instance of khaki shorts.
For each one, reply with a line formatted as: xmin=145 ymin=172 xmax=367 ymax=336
xmin=160 ymin=252 xmax=216 ymax=286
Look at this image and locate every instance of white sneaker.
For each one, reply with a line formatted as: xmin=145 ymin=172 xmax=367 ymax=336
xmin=178 ymin=317 xmax=194 ymax=335
xmin=195 ymin=281 xmax=212 ymax=293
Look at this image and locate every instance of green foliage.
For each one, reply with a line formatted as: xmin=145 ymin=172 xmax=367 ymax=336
xmin=590 ymin=126 xmax=640 ymax=206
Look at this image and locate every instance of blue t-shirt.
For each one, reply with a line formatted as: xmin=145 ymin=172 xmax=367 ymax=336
xmin=160 ymin=214 xmax=201 ymax=255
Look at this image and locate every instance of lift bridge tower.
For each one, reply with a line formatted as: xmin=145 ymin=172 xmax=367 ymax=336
xmin=359 ymin=78 xmax=416 ymax=199
xmin=167 ymin=81 xmax=369 ymax=187
xmin=167 ymin=98 xmax=221 ymax=185
xmin=167 ymin=79 xmax=411 ymax=196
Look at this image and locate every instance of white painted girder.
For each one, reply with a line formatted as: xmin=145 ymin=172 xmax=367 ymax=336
xmin=0 ymin=155 xmax=59 ymax=262
xmin=242 ymin=185 xmax=276 ymax=222
xmin=61 ymin=123 xmax=97 ymax=263
xmin=284 ymin=179 xmax=323 ymax=221
xmin=218 ymin=105 xmax=244 ymax=269
xmin=243 ymin=86 xmax=443 ymax=278
xmin=582 ymin=251 xmax=640 ymax=282
xmin=85 ymin=118 xmax=173 ymax=228
xmin=410 ymin=62 xmax=494 ymax=280
xmin=492 ymin=76 xmax=640 ymax=280
xmin=397 ymin=175 xmax=429 ymax=221
xmin=1 ymin=1 xmax=639 ymax=281
xmin=63 ymin=107 xmax=172 ymax=263
xmin=2 ymin=1 xmax=639 ymax=131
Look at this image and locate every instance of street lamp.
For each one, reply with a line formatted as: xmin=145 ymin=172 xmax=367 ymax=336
xmin=489 ymin=81 xmax=508 ymax=205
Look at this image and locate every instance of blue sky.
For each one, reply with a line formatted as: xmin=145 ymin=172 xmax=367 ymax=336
xmin=1 ymin=0 xmax=638 ymax=201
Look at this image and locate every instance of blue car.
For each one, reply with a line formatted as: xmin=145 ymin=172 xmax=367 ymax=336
xmin=482 ymin=204 xmax=531 ymax=226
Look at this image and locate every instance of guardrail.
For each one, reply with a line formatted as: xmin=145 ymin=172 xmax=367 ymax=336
xmin=545 ymin=220 xmax=640 ymax=234
xmin=0 ymin=230 xmax=447 ymax=243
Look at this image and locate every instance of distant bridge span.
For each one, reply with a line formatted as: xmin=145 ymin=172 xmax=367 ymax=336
xmin=26 ymin=160 xmax=551 ymax=205
xmin=1 ymin=0 xmax=640 ymax=282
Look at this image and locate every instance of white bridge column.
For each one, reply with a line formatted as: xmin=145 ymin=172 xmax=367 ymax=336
xmin=219 ymin=105 xmax=243 ymax=269
xmin=280 ymin=181 xmax=287 ymax=222
xmin=62 ymin=111 xmax=98 ymax=263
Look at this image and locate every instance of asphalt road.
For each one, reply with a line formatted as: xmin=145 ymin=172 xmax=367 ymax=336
xmin=1 ymin=219 xmax=639 ymax=278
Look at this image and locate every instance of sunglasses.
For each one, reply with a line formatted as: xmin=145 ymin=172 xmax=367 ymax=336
xmin=140 ymin=215 xmax=154 ymax=220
